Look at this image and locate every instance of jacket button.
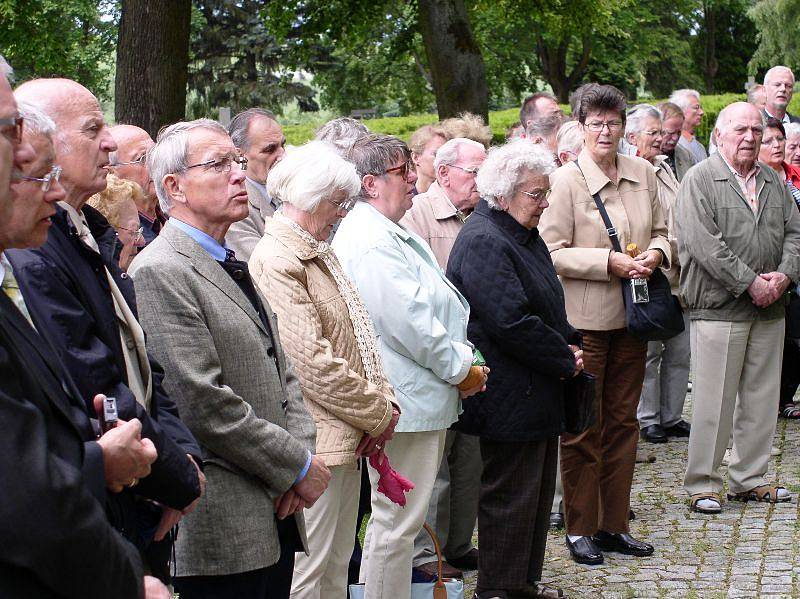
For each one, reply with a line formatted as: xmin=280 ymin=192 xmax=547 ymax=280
xmin=267 ymin=347 xmax=275 ymax=357
xmin=233 ymin=269 xmax=245 ymax=280
xmin=120 ymin=272 xmax=128 ymax=279
xmin=126 ymin=339 xmax=136 ymax=349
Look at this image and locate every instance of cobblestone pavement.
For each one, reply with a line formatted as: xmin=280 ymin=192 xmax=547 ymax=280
xmin=463 ymin=395 xmax=800 ymax=598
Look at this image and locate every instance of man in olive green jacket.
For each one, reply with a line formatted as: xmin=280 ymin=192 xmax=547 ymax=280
xmin=677 ymin=102 xmax=800 ymax=513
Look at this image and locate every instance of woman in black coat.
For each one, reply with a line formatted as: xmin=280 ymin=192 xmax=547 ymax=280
xmin=447 ymin=140 xmax=583 ymax=599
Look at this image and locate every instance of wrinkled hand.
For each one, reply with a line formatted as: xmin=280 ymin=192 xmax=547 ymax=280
xmin=569 ymin=344 xmax=585 ymax=377
xmin=748 ymin=275 xmax=779 ymax=308
xmin=634 ymin=250 xmax=662 ymax=272
xmin=293 ymin=455 xmax=331 ymax=507
xmin=458 ymin=366 xmax=490 ymax=398
xmin=144 ymin=575 xmax=171 ymax=599
xmin=153 ymin=506 xmax=183 ymax=542
xmin=274 ymin=489 xmax=306 ymax=520
xmin=609 ymin=251 xmax=652 ymax=279
xmin=761 ymin=272 xmax=791 ymax=301
xmin=355 ymin=434 xmax=382 ymax=458
xmin=94 ymin=395 xmax=157 ymax=493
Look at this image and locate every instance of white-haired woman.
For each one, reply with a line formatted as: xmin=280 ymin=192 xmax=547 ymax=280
xmin=785 ymin=122 xmax=800 ymax=168
xmin=625 ymin=104 xmax=691 ymax=443
xmin=447 ymin=140 xmax=583 ymax=599
xmin=248 ymin=140 xmax=400 ymax=598
xmin=556 ymin=120 xmax=583 ymax=166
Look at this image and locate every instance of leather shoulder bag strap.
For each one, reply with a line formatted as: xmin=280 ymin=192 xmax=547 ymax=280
xmin=573 ymin=162 xmax=623 ymax=254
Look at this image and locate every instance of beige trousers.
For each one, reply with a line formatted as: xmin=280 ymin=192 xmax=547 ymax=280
xmin=684 ymin=318 xmax=785 ymax=496
xmin=290 ymin=464 xmax=360 ymax=599
xmin=360 ymin=429 xmax=447 ymax=599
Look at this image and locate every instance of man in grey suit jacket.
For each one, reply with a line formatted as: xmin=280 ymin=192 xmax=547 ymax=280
xmin=129 ymin=118 xmax=329 ymax=599
xmin=226 ymin=108 xmax=287 ymax=262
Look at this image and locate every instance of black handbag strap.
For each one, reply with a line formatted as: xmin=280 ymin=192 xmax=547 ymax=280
xmin=574 ymin=162 xmax=623 ymax=254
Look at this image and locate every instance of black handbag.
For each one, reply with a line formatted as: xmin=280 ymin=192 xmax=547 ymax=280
xmin=575 ymin=163 xmax=685 ymax=342
xmin=563 ymin=371 xmax=596 ymax=435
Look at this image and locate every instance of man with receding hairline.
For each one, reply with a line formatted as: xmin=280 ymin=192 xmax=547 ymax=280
xmin=763 ymin=66 xmax=800 ymax=125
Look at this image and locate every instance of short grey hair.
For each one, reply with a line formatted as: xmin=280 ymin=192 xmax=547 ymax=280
xmin=476 ymin=140 xmax=556 ymax=210
xmin=315 ymin=118 xmax=369 ymax=147
xmin=747 ymin=84 xmax=766 ymax=104
xmin=346 ymin=133 xmax=410 ymax=179
xmin=0 ymin=54 xmax=13 ymax=84
xmin=556 ymin=120 xmax=583 ymax=156
xmin=668 ymin=89 xmax=701 ymax=112
xmin=786 ymin=122 xmax=800 ymax=140
xmin=149 ymin=118 xmax=229 ymax=214
xmin=764 ymin=66 xmax=795 ymax=86
xmin=525 ymin=115 xmax=561 ymax=141
xmin=17 ymin=101 xmax=56 ymax=137
xmin=433 ymin=137 xmax=484 ymax=171
xmin=625 ymin=104 xmax=662 ymax=137
xmin=266 ymin=141 xmax=360 ymax=212
xmin=228 ymin=108 xmax=277 ymax=151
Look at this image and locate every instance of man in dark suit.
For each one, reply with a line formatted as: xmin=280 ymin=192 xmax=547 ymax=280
xmin=0 ymin=59 xmax=169 ymax=599
xmin=11 ymin=78 xmax=204 ymax=576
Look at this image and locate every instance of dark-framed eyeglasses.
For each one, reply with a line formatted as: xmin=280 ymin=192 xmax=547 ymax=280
xmin=520 ymin=188 xmax=551 ymax=203
xmin=109 ymin=153 xmax=147 ymax=167
xmin=382 ymin=160 xmax=414 ymax=179
xmin=0 ymin=114 xmax=23 ymax=144
xmin=186 ymin=154 xmax=248 ymax=173
xmin=20 ymin=165 xmax=62 ymax=192
xmin=116 ymin=225 xmax=145 ymax=243
xmin=448 ymin=164 xmax=480 ymax=176
xmin=326 ymin=196 xmax=358 ymax=212
xmin=585 ymin=120 xmax=623 ymax=133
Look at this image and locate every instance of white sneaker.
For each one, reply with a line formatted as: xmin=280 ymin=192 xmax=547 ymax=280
xmin=771 ymin=445 xmax=782 ymax=456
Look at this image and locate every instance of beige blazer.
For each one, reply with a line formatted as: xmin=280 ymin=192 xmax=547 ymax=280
xmin=539 ymin=149 xmax=671 ymax=330
xmin=400 ymin=182 xmax=464 ymax=270
xmin=652 ymin=156 xmax=681 ymax=292
xmin=225 ymin=178 xmax=278 ymax=263
xmin=249 ymin=218 xmax=394 ymax=467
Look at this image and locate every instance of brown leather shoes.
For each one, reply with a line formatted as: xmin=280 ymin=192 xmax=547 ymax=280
xmin=413 ymin=560 xmax=463 ymax=580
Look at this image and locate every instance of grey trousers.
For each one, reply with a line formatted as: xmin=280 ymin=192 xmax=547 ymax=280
xmin=412 ymin=429 xmax=481 ymax=566
xmin=638 ymin=311 xmax=691 ymax=429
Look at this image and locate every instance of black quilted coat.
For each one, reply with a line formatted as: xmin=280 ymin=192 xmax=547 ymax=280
xmin=446 ymin=200 xmax=581 ymax=441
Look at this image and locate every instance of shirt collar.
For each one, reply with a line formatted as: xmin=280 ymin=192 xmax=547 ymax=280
xmin=765 ymin=108 xmax=791 ymax=125
xmin=246 ymin=177 xmax=280 ymax=212
xmin=576 ymin=148 xmax=641 ymax=195
xmin=718 ymin=151 xmax=760 ymax=181
xmin=351 ymin=200 xmax=413 ymax=240
xmin=170 ymin=217 xmax=229 ymax=261
xmin=58 ymin=200 xmax=85 ymax=233
xmin=426 ymin=182 xmax=467 ymax=222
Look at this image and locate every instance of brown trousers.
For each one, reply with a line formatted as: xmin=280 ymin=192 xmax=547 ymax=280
xmin=561 ymin=329 xmax=646 ymax=536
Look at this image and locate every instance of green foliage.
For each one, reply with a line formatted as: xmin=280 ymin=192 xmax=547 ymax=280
xmin=0 ymin=0 xmax=116 ymax=98
xmin=749 ymin=0 xmax=800 ymax=72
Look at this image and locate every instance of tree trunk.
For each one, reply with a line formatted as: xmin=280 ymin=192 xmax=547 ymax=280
xmin=536 ymin=33 xmax=592 ymax=103
xmin=115 ymin=0 xmax=191 ymax=138
xmin=418 ymin=0 xmax=489 ymax=122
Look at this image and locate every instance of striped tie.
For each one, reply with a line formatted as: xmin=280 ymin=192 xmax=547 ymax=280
xmin=1 ymin=263 xmax=35 ymax=328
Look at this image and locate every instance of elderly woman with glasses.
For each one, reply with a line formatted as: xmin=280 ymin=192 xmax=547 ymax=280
xmin=332 ymin=134 xmax=488 ymax=599
xmin=87 ymin=173 xmax=147 ymax=270
xmin=624 ymin=104 xmax=692 ymax=444
xmin=247 ymin=141 xmax=400 ymax=598
xmin=539 ymin=85 xmax=670 ymax=567
xmin=447 ymin=139 xmax=583 ymax=599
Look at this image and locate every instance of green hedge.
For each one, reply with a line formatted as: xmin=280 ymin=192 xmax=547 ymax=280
xmin=282 ymin=94 xmax=800 ymax=147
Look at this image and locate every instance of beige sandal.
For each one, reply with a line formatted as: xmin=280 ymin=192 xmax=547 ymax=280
xmin=690 ymin=492 xmax=722 ymax=513
xmin=728 ymin=484 xmax=791 ymax=503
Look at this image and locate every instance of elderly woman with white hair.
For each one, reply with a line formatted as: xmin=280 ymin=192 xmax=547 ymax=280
xmin=556 ymin=120 xmax=583 ymax=166
xmin=247 ymin=140 xmax=400 ymax=598
xmin=625 ymin=104 xmax=692 ymax=444
xmin=786 ymin=123 xmax=800 ymax=167
xmin=447 ymin=139 xmax=583 ymax=599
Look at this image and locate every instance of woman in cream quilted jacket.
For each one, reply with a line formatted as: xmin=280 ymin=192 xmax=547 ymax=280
xmin=248 ymin=141 xmax=399 ymax=598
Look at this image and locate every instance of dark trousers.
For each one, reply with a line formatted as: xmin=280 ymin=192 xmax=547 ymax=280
xmin=476 ymin=436 xmax=558 ymax=593
xmin=561 ymin=329 xmax=646 ymax=536
xmin=174 ymin=518 xmax=300 ymax=599
xmin=348 ymin=460 xmax=371 ymax=585
xmin=780 ymin=338 xmax=800 ymax=408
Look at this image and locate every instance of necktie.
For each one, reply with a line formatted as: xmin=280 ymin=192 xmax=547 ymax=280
xmin=2 ymin=263 xmax=35 ymax=328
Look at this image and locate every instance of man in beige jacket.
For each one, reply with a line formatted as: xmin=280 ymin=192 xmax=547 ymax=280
xmin=400 ymin=136 xmax=486 ymax=578
xmin=678 ymin=102 xmax=800 ymax=513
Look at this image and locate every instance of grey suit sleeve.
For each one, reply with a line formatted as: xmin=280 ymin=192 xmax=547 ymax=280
xmin=282 ymin=354 xmax=316 ymax=455
xmin=132 ymin=261 xmax=310 ymax=494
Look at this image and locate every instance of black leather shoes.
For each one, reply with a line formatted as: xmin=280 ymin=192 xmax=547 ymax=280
xmin=549 ymin=512 xmax=564 ymax=530
xmin=592 ymin=531 xmax=654 ymax=557
xmin=664 ymin=420 xmax=691 ymax=437
xmin=447 ymin=548 xmax=478 ymax=571
xmin=565 ymin=535 xmax=604 ymax=565
xmin=640 ymin=424 xmax=668 ymax=443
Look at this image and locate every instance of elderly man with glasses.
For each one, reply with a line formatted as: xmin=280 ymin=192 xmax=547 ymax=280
xmin=108 ymin=124 xmax=163 ymax=245
xmin=8 ymin=77 xmax=204 ymax=583
xmin=129 ymin=118 xmax=325 ymax=599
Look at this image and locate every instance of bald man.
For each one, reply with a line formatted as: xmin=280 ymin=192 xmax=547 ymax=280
xmin=9 ymin=78 xmax=203 ymax=580
xmin=109 ymin=124 xmax=163 ymax=244
xmin=678 ymin=102 xmax=800 ymax=513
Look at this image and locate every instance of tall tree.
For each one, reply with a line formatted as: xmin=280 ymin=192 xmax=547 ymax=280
xmin=417 ymin=0 xmax=489 ymax=120
xmin=749 ymin=0 xmax=800 ymax=73
xmin=115 ymin=0 xmax=191 ymax=138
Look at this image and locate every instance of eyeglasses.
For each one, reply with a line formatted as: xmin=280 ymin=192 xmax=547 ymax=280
xmin=186 ymin=154 xmax=248 ymax=173
xmin=326 ymin=196 xmax=358 ymax=212
xmin=20 ymin=165 xmax=62 ymax=191
xmin=383 ymin=160 xmax=414 ymax=179
xmin=520 ymin=188 xmax=551 ymax=203
xmin=0 ymin=114 xmax=23 ymax=144
xmin=763 ymin=135 xmax=786 ymax=146
xmin=585 ymin=120 xmax=623 ymax=133
xmin=448 ymin=164 xmax=480 ymax=176
xmin=116 ymin=225 xmax=144 ymax=243
xmin=109 ymin=154 xmax=146 ymax=167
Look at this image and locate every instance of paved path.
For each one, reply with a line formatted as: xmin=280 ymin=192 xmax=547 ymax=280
xmin=463 ymin=395 xmax=800 ymax=598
